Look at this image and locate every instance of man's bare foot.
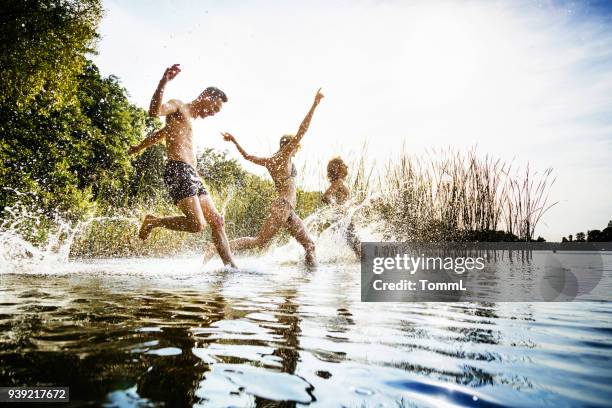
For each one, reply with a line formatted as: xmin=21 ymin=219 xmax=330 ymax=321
xmin=305 ymin=250 xmax=317 ymax=268
xmin=202 ymin=242 xmax=216 ymax=265
xmin=139 ymin=214 xmax=158 ymax=240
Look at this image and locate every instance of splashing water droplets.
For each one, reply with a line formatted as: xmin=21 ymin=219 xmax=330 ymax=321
xmin=0 ymin=194 xmax=137 ymax=274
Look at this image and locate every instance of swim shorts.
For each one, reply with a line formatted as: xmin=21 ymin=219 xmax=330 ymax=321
xmin=164 ymin=160 xmax=208 ymax=204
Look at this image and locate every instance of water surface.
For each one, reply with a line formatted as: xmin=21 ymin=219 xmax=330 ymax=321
xmin=1 ymin=256 xmax=611 ymax=407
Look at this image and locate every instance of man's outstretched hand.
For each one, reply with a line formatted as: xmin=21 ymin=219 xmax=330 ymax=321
xmin=161 ymin=64 xmax=181 ymax=83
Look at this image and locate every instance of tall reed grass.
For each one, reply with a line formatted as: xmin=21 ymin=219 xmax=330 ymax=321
xmin=373 ymin=147 xmax=556 ymax=242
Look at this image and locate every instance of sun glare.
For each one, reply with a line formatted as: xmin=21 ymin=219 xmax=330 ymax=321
xmin=401 ymin=5 xmax=484 ymax=109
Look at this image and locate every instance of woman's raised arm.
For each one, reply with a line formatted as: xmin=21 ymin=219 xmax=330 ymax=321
xmin=283 ymin=88 xmax=324 ymax=154
xmin=222 ymin=132 xmax=268 ymax=166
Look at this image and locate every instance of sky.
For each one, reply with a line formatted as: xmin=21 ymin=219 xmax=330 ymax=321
xmin=92 ymin=0 xmax=612 ymax=241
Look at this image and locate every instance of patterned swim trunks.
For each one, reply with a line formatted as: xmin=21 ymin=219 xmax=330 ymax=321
xmin=164 ymin=160 xmax=208 ymax=204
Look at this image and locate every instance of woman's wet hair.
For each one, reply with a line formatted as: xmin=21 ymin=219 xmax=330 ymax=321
xmin=279 ymin=134 xmax=297 ymax=148
xmin=279 ymin=135 xmax=292 ymax=146
xmin=327 ymin=157 xmax=349 ymax=181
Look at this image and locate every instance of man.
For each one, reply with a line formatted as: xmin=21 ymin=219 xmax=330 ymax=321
xmin=128 ymin=63 xmax=236 ymax=267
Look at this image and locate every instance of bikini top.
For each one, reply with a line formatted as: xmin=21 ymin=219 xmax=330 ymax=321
xmin=273 ymin=163 xmax=297 ymax=189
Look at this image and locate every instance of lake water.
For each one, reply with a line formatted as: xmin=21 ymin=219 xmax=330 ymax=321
xmin=1 ymin=255 xmax=611 ymax=407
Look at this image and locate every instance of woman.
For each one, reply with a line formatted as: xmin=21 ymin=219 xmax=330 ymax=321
xmin=218 ymin=89 xmax=324 ymax=266
xmin=322 ymin=157 xmax=361 ymax=258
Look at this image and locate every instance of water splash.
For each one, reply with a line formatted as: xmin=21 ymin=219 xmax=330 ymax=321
xmin=0 ymin=190 xmax=383 ymax=274
xmin=269 ymin=192 xmax=383 ymax=264
xmin=0 ymin=197 xmax=137 ymax=274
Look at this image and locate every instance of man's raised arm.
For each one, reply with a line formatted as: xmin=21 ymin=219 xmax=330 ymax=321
xmin=149 ymin=64 xmax=181 ymax=117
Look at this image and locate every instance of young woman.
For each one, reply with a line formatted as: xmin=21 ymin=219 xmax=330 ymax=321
xmin=215 ymin=89 xmax=324 ymax=266
xmin=322 ymin=157 xmax=361 ymax=258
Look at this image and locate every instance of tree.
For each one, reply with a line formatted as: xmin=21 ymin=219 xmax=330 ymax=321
xmin=0 ymin=59 xmax=150 ymax=216
xmin=587 ymin=230 xmax=601 ymax=242
xmin=196 ymin=148 xmax=246 ymax=192
xmin=74 ymin=62 xmax=153 ymax=207
xmin=0 ymin=0 xmax=104 ymax=217
xmin=0 ymin=1 xmax=158 ymax=216
xmin=602 ymin=227 xmax=612 ymax=242
xmin=0 ymin=0 xmax=102 ymax=110
xmin=575 ymin=232 xmax=586 ymax=242
xmin=130 ymin=144 xmax=167 ymax=205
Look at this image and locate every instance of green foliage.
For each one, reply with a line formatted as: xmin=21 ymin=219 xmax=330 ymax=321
xmin=296 ymin=189 xmax=322 ymax=220
xmin=0 ymin=59 xmax=150 ymax=218
xmin=130 ymin=144 xmax=168 ymax=206
xmin=1 ymin=0 xmax=115 ymax=218
xmin=197 ymin=148 xmax=246 ymax=192
xmin=0 ymin=86 xmax=97 ymax=217
xmin=223 ymin=174 xmax=276 ymax=237
xmin=460 ymin=230 xmax=519 ymax=242
xmin=0 ymin=0 xmax=102 ymax=111
xmin=75 ymin=63 xmax=155 ymax=207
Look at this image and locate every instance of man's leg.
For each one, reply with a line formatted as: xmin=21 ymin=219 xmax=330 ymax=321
xmin=139 ymin=196 xmax=205 ymax=240
xmin=286 ymin=211 xmax=317 ymax=267
xmin=199 ymin=194 xmax=236 ymax=267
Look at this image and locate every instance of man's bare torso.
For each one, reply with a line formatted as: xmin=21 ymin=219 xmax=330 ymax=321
xmin=163 ymin=100 xmax=196 ymax=167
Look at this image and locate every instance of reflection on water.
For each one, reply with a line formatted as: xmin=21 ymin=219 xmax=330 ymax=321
xmin=1 ymin=257 xmax=611 ymax=407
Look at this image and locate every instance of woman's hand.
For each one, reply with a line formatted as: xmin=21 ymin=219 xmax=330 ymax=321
xmin=221 ymin=132 xmax=235 ymax=143
xmin=314 ymin=88 xmax=324 ymax=105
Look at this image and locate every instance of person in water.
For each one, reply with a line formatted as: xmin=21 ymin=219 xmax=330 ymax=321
xmin=322 ymin=157 xmax=361 ymax=258
xmin=216 ymin=89 xmax=324 ymax=267
xmin=128 ymin=63 xmax=236 ymax=267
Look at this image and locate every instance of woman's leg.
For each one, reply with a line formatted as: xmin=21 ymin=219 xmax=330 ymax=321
xmin=286 ymin=211 xmax=317 ymax=266
xmin=229 ymin=200 xmax=290 ymax=253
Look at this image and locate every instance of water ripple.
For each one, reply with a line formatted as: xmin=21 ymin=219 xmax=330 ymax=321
xmin=0 ymin=258 xmax=611 ymax=406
